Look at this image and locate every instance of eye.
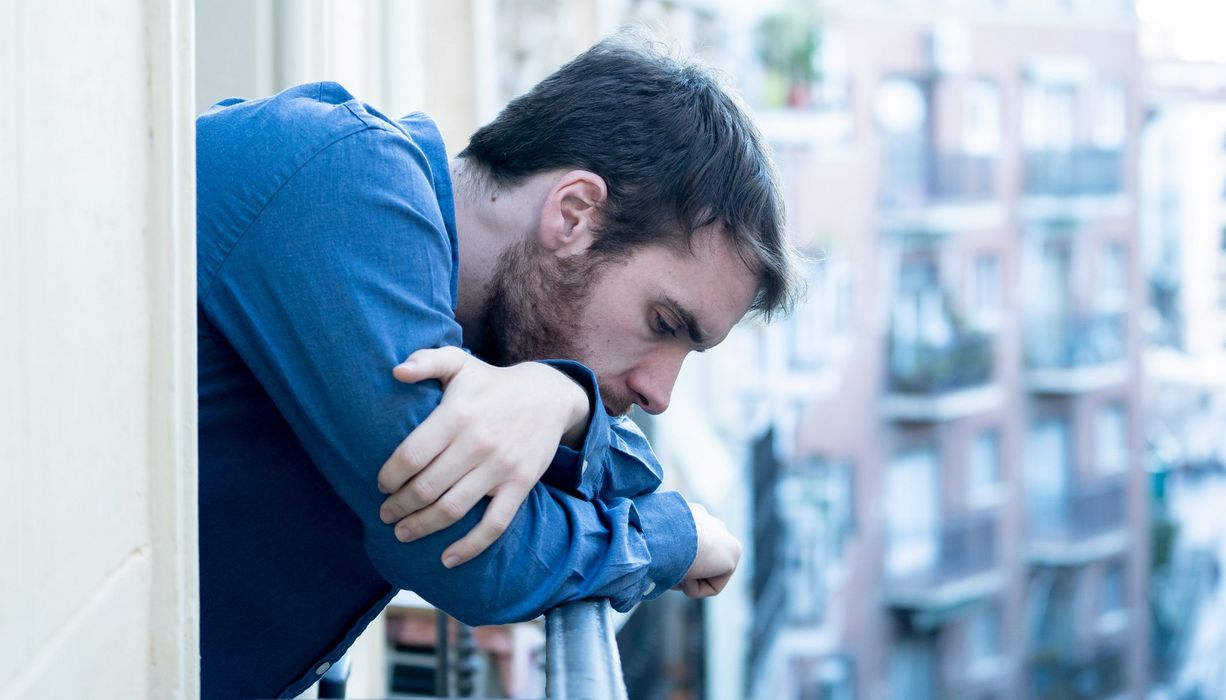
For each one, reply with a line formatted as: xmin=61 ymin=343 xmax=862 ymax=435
xmin=653 ymin=312 xmax=678 ymax=338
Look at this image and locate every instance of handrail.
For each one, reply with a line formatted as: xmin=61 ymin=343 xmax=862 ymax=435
xmin=545 ymin=599 xmax=629 ymax=700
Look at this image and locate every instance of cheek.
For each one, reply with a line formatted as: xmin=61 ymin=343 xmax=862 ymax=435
xmin=577 ymin=312 xmax=651 ymax=377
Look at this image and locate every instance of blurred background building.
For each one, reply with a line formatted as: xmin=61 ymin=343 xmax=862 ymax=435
xmin=1138 ymin=1 xmax=1226 ymax=697
xmin=665 ymin=1 xmax=1149 ymax=698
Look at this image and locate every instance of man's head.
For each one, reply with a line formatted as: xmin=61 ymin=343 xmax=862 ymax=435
xmin=458 ymin=35 xmax=802 ymax=415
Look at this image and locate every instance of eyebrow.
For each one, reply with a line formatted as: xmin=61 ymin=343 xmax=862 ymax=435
xmin=663 ymin=295 xmax=711 ymax=351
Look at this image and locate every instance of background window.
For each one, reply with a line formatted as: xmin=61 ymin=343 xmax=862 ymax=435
xmin=962 ymin=80 xmax=1003 ymax=156
xmin=1100 ymin=560 xmax=1126 ymax=614
xmin=966 ymin=602 xmax=1002 ymax=670
xmin=1095 ymin=402 xmax=1130 ymax=474
xmin=1091 ymin=80 xmax=1127 ymax=149
xmin=969 ymin=429 xmax=1002 ymax=504
xmin=971 ymin=252 xmax=1003 ymax=316
xmin=885 ymin=449 xmax=940 ymax=579
xmin=1097 ymin=241 xmax=1128 ymax=310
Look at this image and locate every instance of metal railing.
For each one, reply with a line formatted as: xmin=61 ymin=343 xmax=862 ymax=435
xmin=885 ymin=510 xmax=1000 ymax=594
xmin=545 ymin=600 xmax=629 ymax=700
xmin=881 ymin=151 xmax=997 ymax=207
xmin=399 ymin=600 xmax=627 ymax=699
xmin=887 ymin=331 xmax=995 ymax=394
xmin=1028 ymin=473 xmax=1128 ymax=546
xmin=1025 ymin=312 xmax=1127 ymax=371
xmin=1023 ymin=148 xmax=1124 ymax=197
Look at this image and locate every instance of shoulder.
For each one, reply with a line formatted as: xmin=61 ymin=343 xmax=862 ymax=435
xmin=196 ymin=83 xmax=454 ymax=290
xmin=197 ymin=81 xmax=448 ymax=219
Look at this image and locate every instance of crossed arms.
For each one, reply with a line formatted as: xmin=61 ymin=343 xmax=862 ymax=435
xmin=198 ymin=118 xmax=735 ymax=625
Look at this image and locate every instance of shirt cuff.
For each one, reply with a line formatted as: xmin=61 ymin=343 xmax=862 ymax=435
xmin=633 ymin=490 xmax=697 ymax=600
xmin=538 ymin=359 xmax=609 ymax=499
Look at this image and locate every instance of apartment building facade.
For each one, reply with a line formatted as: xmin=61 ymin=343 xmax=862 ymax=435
xmin=660 ymin=1 xmax=1150 ymax=698
xmin=1140 ymin=52 xmax=1226 ymax=698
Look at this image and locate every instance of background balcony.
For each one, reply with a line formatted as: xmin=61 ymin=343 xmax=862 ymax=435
xmin=882 ymin=152 xmax=997 ymax=205
xmin=884 ymin=511 xmax=1004 ymax=616
xmin=883 ymin=332 xmax=1003 ymax=420
xmin=1023 ymin=148 xmax=1124 ymax=197
xmin=881 ymin=152 xmax=1003 ymax=230
xmin=1028 ymin=644 xmax=1127 ymax=699
xmin=1026 ymin=312 xmax=1130 ymax=392
xmin=1027 ymin=474 xmax=1130 ymax=566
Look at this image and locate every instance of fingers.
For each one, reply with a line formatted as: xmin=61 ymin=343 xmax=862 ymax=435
xmin=678 ymin=572 xmax=733 ymax=599
xmin=377 ymin=410 xmax=457 ymax=496
xmin=679 ymin=578 xmax=713 ymax=598
xmin=390 ymin=469 xmax=494 ymax=544
xmin=393 ymin=346 xmax=469 ymax=386
xmin=380 ymin=430 xmax=480 ymax=521
xmin=439 ymin=486 xmax=526 ymax=568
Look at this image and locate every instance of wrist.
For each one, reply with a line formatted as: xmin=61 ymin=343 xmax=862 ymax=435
xmin=527 ymin=362 xmax=591 ymax=448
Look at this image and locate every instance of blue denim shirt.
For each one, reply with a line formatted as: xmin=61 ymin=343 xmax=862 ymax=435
xmin=196 ymin=82 xmax=697 ymax=699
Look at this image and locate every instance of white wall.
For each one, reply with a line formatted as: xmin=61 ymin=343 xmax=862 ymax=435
xmin=0 ymin=1 xmax=199 ymax=698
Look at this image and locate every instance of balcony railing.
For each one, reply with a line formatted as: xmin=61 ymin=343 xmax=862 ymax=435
xmin=382 ymin=599 xmax=626 ymax=699
xmin=545 ymin=600 xmax=629 ymax=700
xmin=1026 ymin=312 xmax=1127 ymax=371
xmin=888 ymin=331 xmax=995 ymax=395
xmin=1027 ymin=474 xmax=1129 ymax=565
xmin=1023 ymin=148 xmax=1123 ymax=197
xmin=881 ymin=152 xmax=997 ymax=208
xmin=884 ymin=510 xmax=1002 ymax=612
xmin=1028 ymin=644 xmax=1126 ymax=698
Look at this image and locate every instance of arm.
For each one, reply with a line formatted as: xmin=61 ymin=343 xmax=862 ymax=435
xmin=198 ymin=116 xmax=694 ymax=623
xmin=376 ymin=349 xmax=742 ymax=599
xmin=541 ymin=400 xmax=672 ymax=501
xmin=374 ymin=353 xmax=668 ymax=554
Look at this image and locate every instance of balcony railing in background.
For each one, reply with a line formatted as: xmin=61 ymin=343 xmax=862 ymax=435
xmin=1028 ymin=644 xmax=1127 ymax=698
xmin=881 ymin=152 xmax=997 ymax=208
xmin=1023 ymin=148 xmax=1124 ymax=197
xmin=382 ymin=599 xmax=626 ymax=699
xmin=1027 ymin=474 xmax=1129 ymax=565
xmin=1026 ymin=312 xmax=1127 ymax=371
xmin=884 ymin=510 xmax=1002 ymax=613
xmin=888 ymin=331 xmax=995 ymax=395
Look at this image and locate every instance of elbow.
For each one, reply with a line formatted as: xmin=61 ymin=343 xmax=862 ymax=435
xmin=366 ymin=532 xmax=552 ymax=627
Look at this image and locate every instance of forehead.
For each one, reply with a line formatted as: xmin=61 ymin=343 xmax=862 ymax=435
xmin=621 ymin=231 xmax=759 ymax=340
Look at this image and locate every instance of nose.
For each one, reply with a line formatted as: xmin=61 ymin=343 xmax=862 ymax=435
xmin=627 ymin=352 xmax=685 ymax=415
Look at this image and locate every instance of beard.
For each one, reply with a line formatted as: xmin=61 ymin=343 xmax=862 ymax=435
xmin=472 ymin=240 xmax=635 ymax=416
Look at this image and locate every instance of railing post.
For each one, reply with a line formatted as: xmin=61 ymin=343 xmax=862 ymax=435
xmin=456 ymin=622 xmax=478 ymax=696
xmin=545 ymin=600 xmax=629 ymax=700
xmin=435 ymin=610 xmax=450 ymax=697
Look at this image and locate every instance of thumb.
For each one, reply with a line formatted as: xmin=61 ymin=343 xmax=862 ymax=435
xmin=393 ymin=346 xmax=468 ymax=386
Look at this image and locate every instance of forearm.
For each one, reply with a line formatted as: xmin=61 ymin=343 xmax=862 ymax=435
xmin=365 ymin=485 xmax=696 ymax=624
xmin=538 ymin=362 xmax=670 ymax=502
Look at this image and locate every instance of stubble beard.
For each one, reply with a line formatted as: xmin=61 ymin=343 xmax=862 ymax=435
xmin=474 ymin=241 xmax=635 ymax=416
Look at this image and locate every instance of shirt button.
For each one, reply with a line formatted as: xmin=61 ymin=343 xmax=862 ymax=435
xmin=581 ymin=459 xmax=589 ymax=475
xmin=643 ymin=581 xmax=656 ymax=596
xmin=315 ymin=662 xmax=331 ymax=676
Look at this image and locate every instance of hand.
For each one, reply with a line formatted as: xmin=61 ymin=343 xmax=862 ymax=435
xmin=377 ymin=347 xmax=590 ymax=568
xmin=677 ymin=503 xmax=742 ymax=598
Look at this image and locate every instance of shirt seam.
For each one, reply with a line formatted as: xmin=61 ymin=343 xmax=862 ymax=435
xmin=198 ymin=123 xmax=377 ymax=308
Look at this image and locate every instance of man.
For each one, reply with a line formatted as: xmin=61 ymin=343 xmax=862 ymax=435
xmin=197 ymin=36 xmax=799 ymax=698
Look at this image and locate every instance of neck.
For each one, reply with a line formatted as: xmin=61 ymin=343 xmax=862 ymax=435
xmin=451 ymin=158 xmax=551 ymax=346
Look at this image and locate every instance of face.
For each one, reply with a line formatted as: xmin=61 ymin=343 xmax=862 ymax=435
xmin=475 ymin=230 xmax=758 ymax=416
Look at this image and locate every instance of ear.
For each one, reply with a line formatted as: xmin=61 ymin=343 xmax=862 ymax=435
xmin=536 ymin=170 xmax=606 ymax=257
